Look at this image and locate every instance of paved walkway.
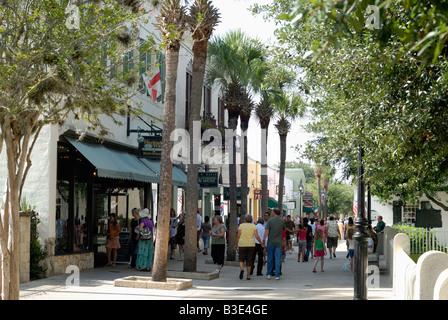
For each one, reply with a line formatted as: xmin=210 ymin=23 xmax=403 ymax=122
xmin=19 ymin=241 xmax=394 ymax=300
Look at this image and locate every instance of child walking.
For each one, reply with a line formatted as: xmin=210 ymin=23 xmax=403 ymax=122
xmin=347 ymin=228 xmax=355 ymax=272
xmin=297 ymin=224 xmax=307 ymax=262
xmin=313 ymin=229 xmax=327 ymax=272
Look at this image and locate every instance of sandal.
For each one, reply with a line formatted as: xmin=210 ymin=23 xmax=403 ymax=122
xmin=312 ymin=269 xmax=317 ymax=273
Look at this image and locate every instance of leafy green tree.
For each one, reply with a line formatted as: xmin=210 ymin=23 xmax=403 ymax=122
xmin=0 ymin=0 xmax=149 ymax=300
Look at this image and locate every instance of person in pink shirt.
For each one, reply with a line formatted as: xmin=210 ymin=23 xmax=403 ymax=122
xmin=296 ymin=224 xmax=308 ymax=262
xmin=316 ymin=219 xmax=327 ymax=247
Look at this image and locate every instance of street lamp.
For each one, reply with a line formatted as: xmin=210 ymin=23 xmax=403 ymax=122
xmin=353 ymin=147 xmax=369 ymax=300
xmin=299 ymin=179 xmax=304 ymax=218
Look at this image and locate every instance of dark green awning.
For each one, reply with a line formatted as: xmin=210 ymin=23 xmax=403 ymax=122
xmin=268 ymin=197 xmax=288 ymax=210
xmin=66 ymin=137 xmax=159 ymax=184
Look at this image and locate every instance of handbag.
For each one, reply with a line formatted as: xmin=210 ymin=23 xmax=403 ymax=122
xmin=342 ymin=258 xmax=351 ymax=272
xmin=140 ymin=227 xmax=152 ymax=240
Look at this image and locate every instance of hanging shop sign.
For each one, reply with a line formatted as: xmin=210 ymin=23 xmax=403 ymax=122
xmin=198 ymin=172 xmax=218 ymax=188
xmin=139 ymin=136 xmax=162 ymax=159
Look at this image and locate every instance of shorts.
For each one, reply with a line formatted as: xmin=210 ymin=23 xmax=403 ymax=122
xmin=315 ymin=250 xmax=325 ymax=257
xmin=238 ymin=246 xmax=255 ymax=264
xmin=349 ymin=249 xmax=354 ymax=258
xmin=327 ymin=237 xmax=338 ymax=248
xmin=298 ymin=240 xmax=307 ymax=252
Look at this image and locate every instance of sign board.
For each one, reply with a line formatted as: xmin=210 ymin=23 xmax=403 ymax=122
xmin=415 ymin=201 xmax=442 ymax=228
xmin=254 ymin=189 xmax=262 ymax=200
xmin=198 ymin=172 xmax=218 ymax=188
xmin=139 ymin=136 xmax=162 ymax=159
xmin=303 ymin=192 xmax=313 ymax=203
xmin=224 ymin=187 xmax=250 ymax=201
xmin=285 ymin=201 xmax=296 ymax=210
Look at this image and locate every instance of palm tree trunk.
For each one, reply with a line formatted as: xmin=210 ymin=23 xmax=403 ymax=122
xmin=260 ymin=125 xmax=269 ymax=216
xmin=277 ymin=133 xmax=287 ymax=215
xmin=184 ymin=39 xmax=208 ymax=273
xmin=152 ymin=49 xmax=180 ymax=282
xmin=240 ymin=120 xmax=248 ymax=220
xmin=226 ymin=114 xmax=238 ymax=261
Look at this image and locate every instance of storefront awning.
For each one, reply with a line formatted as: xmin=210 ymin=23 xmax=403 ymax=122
xmin=268 ymin=197 xmax=288 ymax=210
xmin=138 ymin=158 xmax=187 ymax=187
xmin=66 ymin=137 xmax=159 ymax=184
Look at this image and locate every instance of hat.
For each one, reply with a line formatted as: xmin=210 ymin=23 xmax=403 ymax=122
xmin=139 ymin=208 xmax=150 ymax=219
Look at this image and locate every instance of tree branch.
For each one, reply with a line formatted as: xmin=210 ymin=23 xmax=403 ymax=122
xmin=425 ymin=192 xmax=448 ymax=212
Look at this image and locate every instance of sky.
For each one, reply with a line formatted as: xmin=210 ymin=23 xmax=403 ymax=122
xmin=211 ymin=0 xmax=313 ymax=167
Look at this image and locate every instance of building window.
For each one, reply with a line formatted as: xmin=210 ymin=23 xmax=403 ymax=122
xmin=203 ymin=86 xmax=211 ymax=117
xmin=403 ymin=203 xmax=418 ymax=225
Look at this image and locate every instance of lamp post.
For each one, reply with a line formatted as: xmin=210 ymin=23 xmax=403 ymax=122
xmin=299 ymin=179 xmax=304 ymax=218
xmin=353 ymin=147 xmax=369 ymax=300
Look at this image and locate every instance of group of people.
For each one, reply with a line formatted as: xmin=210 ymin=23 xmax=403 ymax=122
xmin=106 ymin=208 xmax=155 ymax=271
xmin=111 ymin=206 xmax=385 ymax=278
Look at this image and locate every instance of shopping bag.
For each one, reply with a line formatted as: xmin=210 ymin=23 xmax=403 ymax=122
xmin=342 ymin=258 xmax=351 ymax=271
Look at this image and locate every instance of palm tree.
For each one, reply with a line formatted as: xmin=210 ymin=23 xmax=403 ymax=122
xmin=152 ymin=0 xmax=187 ymax=283
xmin=206 ymin=30 xmax=263 ymax=261
xmin=273 ymin=91 xmax=305 ymax=213
xmin=183 ymin=0 xmax=220 ymax=273
xmin=255 ymin=95 xmax=274 ymax=216
xmin=239 ymin=91 xmax=253 ymax=220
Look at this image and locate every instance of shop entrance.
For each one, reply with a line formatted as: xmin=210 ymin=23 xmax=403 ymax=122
xmin=93 ymin=190 xmax=138 ymax=267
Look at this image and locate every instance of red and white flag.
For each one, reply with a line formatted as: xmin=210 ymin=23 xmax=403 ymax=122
xmin=143 ymin=67 xmax=161 ymax=102
xmin=353 ymin=201 xmax=358 ymax=218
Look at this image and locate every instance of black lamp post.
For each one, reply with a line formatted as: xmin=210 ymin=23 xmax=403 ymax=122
xmin=353 ymin=147 xmax=369 ymax=300
xmin=299 ymin=179 xmax=304 ymax=218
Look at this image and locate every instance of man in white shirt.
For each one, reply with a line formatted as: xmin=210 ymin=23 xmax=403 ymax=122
xmin=251 ymin=217 xmax=266 ymax=276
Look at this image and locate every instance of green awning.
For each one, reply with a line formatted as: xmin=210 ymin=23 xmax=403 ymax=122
xmin=139 ymin=158 xmax=187 ymax=187
xmin=66 ymin=137 xmax=159 ymax=184
xmin=268 ymin=197 xmax=288 ymax=210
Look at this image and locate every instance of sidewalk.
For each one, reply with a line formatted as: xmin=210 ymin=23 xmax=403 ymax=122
xmin=19 ymin=241 xmax=394 ymax=300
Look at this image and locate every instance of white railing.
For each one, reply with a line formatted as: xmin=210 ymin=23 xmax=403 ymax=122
xmin=393 ymin=224 xmax=448 ymax=255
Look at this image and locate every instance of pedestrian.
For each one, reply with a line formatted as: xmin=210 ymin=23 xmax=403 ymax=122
xmin=262 ymin=211 xmax=270 ymax=264
xmin=169 ymin=208 xmax=178 ymax=260
xmin=316 ymin=218 xmax=327 ymax=245
xmin=326 ymin=215 xmax=341 ymax=259
xmin=201 ymin=216 xmax=211 ymax=255
xmin=302 ymin=217 xmax=314 ymax=262
xmin=285 ymin=215 xmax=295 ymax=254
xmin=251 ymin=217 xmax=265 ymax=276
xmin=296 ymin=224 xmax=307 ymax=262
xmin=211 ymin=215 xmax=226 ymax=272
xmin=309 ymin=218 xmax=316 ymax=258
xmin=197 ymin=210 xmax=203 ymax=252
xmin=347 ymin=228 xmax=355 ymax=271
xmin=106 ymin=213 xmax=120 ymax=266
xmin=312 ymin=228 xmax=327 ymax=273
xmin=136 ymin=208 xmax=154 ymax=272
xmin=128 ymin=208 xmax=140 ymax=268
xmin=235 ymin=214 xmax=264 ymax=280
xmin=345 ymin=217 xmax=355 ymax=258
xmin=174 ymin=213 xmax=185 ymax=261
xmin=263 ymin=208 xmax=285 ymax=280
xmin=375 ymin=215 xmax=386 ymax=233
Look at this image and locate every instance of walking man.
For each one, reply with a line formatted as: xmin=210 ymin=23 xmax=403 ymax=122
xmin=263 ymin=208 xmax=285 ymax=280
xmin=326 ymin=215 xmax=341 ymax=258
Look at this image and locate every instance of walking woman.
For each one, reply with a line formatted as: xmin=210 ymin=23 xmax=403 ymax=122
xmin=211 ymin=215 xmax=226 ymax=273
xmin=235 ymin=214 xmax=264 ymax=280
xmin=136 ymin=208 xmax=154 ymax=271
xmin=106 ymin=213 xmax=120 ymax=266
xmin=174 ymin=213 xmax=185 ymax=261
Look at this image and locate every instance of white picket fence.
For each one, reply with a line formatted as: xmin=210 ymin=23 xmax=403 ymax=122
xmin=394 ymin=225 xmax=448 ymax=255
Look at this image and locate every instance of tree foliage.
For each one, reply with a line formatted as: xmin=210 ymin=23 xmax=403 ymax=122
xmin=254 ymin=0 xmax=448 ymax=206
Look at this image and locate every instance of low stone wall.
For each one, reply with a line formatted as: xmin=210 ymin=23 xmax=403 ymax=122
xmin=389 ymin=227 xmax=448 ymax=300
xmin=40 ymin=237 xmax=94 ymax=277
